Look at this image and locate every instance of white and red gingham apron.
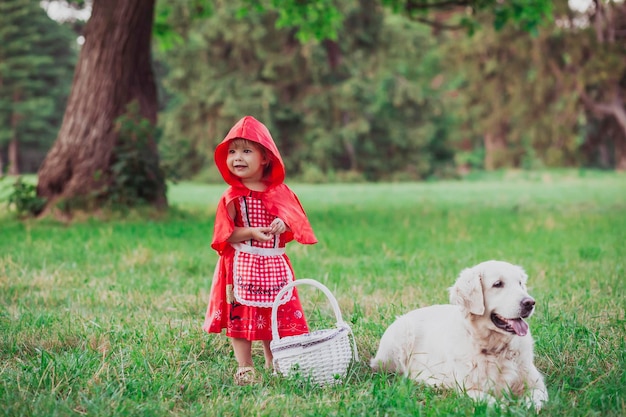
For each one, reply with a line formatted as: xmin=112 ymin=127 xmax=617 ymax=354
xmin=231 ymin=196 xmax=294 ymax=307
xmin=231 ymin=243 xmax=293 ymax=307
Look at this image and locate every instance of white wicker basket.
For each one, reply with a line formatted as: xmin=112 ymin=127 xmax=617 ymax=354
xmin=270 ymin=279 xmax=359 ymax=386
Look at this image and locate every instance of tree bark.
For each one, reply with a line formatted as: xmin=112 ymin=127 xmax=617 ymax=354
xmin=483 ymin=131 xmax=507 ymax=171
xmin=579 ymin=88 xmax=626 ymax=171
xmin=36 ymin=0 xmax=167 ymax=213
xmin=8 ymin=139 xmax=19 ymax=176
xmin=9 ymin=88 xmax=22 ymax=176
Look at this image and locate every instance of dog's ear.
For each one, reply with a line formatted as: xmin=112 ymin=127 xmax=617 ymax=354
xmin=449 ymin=266 xmax=485 ymax=315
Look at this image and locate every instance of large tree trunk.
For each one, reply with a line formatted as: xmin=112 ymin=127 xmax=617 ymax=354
xmin=616 ymin=137 xmax=626 ymax=171
xmin=36 ymin=0 xmax=166 ymax=214
xmin=611 ymin=104 xmax=626 ymax=171
xmin=579 ymin=89 xmax=626 ymax=171
xmin=8 ymin=138 xmax=19 ymax=176
xmin=483 ymin=131 xmax=507 ymax=171
xmin=9 ymin=88 xmax=21 ymax=176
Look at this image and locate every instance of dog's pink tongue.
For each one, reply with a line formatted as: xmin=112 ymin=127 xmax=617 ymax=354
xmin=510 ymin=318 xmax=529 ymax=336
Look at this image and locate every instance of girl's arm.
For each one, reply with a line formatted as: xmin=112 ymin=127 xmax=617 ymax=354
xmin=225 ymin=201 xmax=273 ymax=243
xmin=227 ymin=226 xmax=273 ymax=243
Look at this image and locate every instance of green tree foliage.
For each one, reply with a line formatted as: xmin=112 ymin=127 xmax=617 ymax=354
xmin=0 ymin=0 xmax=76 ymax=175
xmin=440 ymin=0 xmax=626 ymax=171
xmin=158 ymin=0 xmax=457 ymax=181
xmin=239 ymin=0 xmax=553 ymax=41
xmin=9 ymin=0 xmax=556 ymax=218
xmin=241 ymin=0 xmax=344 ymax=42
xmin=557 ymin=0 xmax=626 ymax=169
xmin=295 ymin=4 xmax=457 ymax=181
xmin=442 ymin=24 xmax=582 ymax=170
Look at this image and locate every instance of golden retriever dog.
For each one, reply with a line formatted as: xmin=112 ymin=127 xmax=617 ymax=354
xmin=370 ymin=260 xmax=548 ymax=410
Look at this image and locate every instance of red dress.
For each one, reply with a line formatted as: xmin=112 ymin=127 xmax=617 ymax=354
xmin=203 ymin=115 xmax=317 ymax=341
xmin=203 ymin=194 xmax=309 ymax=340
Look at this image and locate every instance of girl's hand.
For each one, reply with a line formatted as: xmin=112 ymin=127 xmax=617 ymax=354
xmin=250 ymin=227 xmax=273 ymax=242
xmin=269 ymin=218 xmax=286 ymax=235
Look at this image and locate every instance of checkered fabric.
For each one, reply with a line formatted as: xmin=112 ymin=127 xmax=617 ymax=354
xmin=239 ymin=196 xmax=279 ymax=248
xmin=231 ymin=196 xmax=293 ymax=307
xmin=233 ymin=251 xmax=293 ymax=307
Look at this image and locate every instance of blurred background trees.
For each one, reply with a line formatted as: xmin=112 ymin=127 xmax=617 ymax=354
xmin=158 ymin=0 xmax=457 ymax=182
xmin=0 ymin=0 xmax=76 ymax=176
xmin=443 ymin=0 xmax=626 ymax=171
xmin=0 ymin=0 xmax=623 ymax=215
xmin=157 ymin=0 xmax=625 ymax=182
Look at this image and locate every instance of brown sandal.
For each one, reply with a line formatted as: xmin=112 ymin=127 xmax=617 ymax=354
xmin=234 ymin=366 xmax=258 ymax=385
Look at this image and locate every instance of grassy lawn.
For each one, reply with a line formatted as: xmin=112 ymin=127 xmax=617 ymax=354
xmin=1 ymin=171 xmax=625 ymax=416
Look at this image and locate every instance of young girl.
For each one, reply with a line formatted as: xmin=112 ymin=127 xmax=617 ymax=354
xmin=203 ymin=116 xmax=317 ymax=385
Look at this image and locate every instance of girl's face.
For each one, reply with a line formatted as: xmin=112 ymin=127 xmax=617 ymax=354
xmin=226 ymin=140 xmax=268 ymax=183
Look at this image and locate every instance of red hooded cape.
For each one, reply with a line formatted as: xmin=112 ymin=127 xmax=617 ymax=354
xmin=211 ymin=116 xmax=317 ymax=254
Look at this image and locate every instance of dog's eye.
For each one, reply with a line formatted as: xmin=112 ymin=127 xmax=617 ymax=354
xmin=493 ymin=280 xmax=503 ymax=288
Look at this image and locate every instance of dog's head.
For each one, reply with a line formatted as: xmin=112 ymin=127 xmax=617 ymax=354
xmin=449 ymin=260 xmax=535 ymax=336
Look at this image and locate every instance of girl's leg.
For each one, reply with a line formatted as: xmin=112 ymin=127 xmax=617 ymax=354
xmin=231 ymin=338 xmax=257 ymax=385
xmin=261 ymin=340 xmax=273 ymax=368
xmin=231 ymin=337 xmax=253 ymax=367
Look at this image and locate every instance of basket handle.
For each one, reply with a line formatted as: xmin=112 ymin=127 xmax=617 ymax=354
xmin=271 ymin=278 xmax=347 ymax=342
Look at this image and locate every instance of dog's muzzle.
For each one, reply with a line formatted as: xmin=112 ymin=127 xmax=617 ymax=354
xmin=520 ymin=296 xmax=535 ymax=318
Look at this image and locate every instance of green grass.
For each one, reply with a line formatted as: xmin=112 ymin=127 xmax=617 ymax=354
xmin=1 ymin=171 xmax=625 ymax=416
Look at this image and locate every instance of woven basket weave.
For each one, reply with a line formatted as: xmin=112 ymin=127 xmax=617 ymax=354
xmin=270 ymin=279 xmax=359 ymax=385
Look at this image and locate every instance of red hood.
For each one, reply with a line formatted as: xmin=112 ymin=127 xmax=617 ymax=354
xmin=214 ymin=116 xmax=285 ymax=187
xmin=211 ymin=116 xmax=317 ymax=253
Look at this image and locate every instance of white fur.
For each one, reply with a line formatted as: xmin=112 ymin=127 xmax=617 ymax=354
xmin=370 ymin=260 xmax=548 ymax=411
